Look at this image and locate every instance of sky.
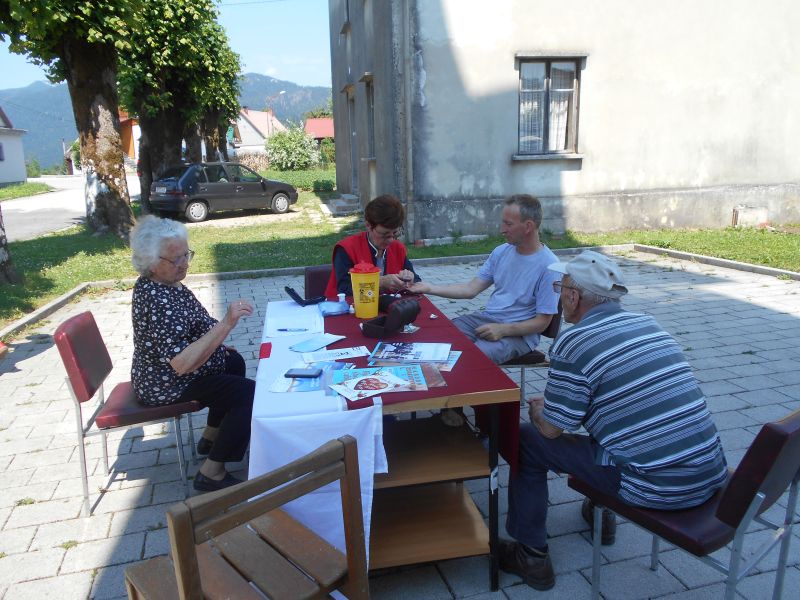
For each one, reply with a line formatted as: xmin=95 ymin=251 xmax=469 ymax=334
xmin=0 ymin=0 xmax=332 ymax=90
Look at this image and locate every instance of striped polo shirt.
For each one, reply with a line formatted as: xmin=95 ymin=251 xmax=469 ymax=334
xmin=542 ymin=302 xmax=728 ymax=509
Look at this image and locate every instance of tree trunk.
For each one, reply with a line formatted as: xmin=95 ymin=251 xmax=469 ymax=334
xmin=0 ymin=206 xmax=21 ymax=285
xmin=184 ymin=122 xmax=202 ymax=163
xmin=61 ymin=36 xmax=134 ymax=239
xmin=137 ymin=138 xmax=153 ymax=214
xmin=202 ymin=111 xmax=221 ymax=161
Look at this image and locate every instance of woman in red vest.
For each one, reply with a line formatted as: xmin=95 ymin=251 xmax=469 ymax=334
xmin=325 ymin=194 xmax=420 ymax=297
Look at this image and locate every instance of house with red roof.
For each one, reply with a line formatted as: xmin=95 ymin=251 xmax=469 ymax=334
xmin=0 ymin=105 xmax=27 ymax=185
xmin=232 ymin=107 xmax=287 ymax=155
xmin=304 ymin=117 xmax=334 ymax=142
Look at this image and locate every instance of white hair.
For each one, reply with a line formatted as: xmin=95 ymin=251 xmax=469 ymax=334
xmin=130 ymin=215 xmax=188 ymax=276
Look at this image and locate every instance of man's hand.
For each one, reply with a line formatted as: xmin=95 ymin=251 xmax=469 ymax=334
xmin=409 ymin=281 xmax=432 ymax=294
xmin=528 ymin=396 xmax=563 ymax=439
xmin=381 ymin=273 xmax=410 ymax=291
xmin=475 ymin=322 xmax=508 ymax=341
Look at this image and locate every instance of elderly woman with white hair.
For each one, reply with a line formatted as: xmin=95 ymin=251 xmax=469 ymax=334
xmin=129 ymin=215 xmax=255 ymax=493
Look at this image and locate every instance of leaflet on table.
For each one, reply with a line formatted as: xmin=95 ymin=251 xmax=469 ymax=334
xmin=369 ymin=350 xmax=461 ymax=372
xmin=268 ymin=361 xmax=353 ymax=393
xmin=328 ymin=370 xmax=410 ymax=401
xmin=367 ymin=341 xmax=451 ymax=363
xmin=331 ymin=364 xmax=429 ymax=392
xmin=289 ymin=333 xmax=346 ymax=353
xmin=264 ymin=300 xmax=324 ymax=337
xmin=302 ymin=345 xmax=370 ymax=363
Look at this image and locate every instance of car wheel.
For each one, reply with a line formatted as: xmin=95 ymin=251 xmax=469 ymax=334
xmin=185 ymin=201 xmax=209 ymax=222
xmin=271 ymin=192 xmax=290 ymax=214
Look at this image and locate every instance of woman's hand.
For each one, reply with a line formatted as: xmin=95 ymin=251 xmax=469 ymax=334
xmin=224 ymin=299 xmax=253 ymax=327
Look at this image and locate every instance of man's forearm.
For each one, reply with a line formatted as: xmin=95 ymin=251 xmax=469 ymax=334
xmin=529 ymin=399 xmax=563 ymax=439
xmin=502 ymin=313 xmax=555 ymax=338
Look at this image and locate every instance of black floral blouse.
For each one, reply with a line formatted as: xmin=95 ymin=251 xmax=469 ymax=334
xmin=131 ymin=277 xmax=225 ymax=406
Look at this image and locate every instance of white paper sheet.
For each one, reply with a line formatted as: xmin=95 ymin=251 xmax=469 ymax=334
xmin=265 ymin=300 xmax=324 ymax=337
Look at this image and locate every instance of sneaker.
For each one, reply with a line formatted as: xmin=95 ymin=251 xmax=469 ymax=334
xmin=193 ymin=472 xmax=243 ymax=493
xmin=498 ymin=539 xmax=555 ymax=591
xmin=581 ymin=498 xmax=616 ymax=545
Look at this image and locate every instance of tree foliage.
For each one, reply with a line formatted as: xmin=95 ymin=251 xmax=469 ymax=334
xmin=0 ymin=0 xmax=136 ymax=238
xmin=266 ymin=126 xmax=321 ymax=171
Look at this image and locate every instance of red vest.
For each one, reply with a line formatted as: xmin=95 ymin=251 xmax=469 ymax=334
xmin=325 ymin=232 xmax=408 ymax=297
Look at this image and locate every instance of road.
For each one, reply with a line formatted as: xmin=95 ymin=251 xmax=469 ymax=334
xmin=3 ymin=174 xmax=141 ymax=242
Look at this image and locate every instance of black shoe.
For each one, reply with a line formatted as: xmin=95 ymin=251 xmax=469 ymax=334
xmin=196 ymin=437 xmax=213 ymax=456
xmin=193 ymin=472 xmax=243 ymax=492
xmin=581 ymin=498 xmax=616 ymax=545
xmin=498 ymin=539 xmax=555 ymax=591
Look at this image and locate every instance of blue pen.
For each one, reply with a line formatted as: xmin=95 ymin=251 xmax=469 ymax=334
xmin=278 ymin=328 xmax=308 ymax=332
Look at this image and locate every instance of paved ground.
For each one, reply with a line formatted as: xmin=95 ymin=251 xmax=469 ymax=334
xmin=0 ymin=249 xmax=799 ymax=599
xmin=3 ymin=175 xmax=140 ymax=242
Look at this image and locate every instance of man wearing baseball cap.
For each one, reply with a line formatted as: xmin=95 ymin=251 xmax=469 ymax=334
xmin=500 ymin=251 xmax=728 ymax=591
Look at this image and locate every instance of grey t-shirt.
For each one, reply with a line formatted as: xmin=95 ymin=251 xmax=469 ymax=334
xmin=477 ymin=243 xmax=561 ymax=347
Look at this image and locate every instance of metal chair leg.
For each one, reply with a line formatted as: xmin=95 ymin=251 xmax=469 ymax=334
xmin=650 ymin=536 xmax=660 ymax=570
xmin=186 ymin=412 xmax=197 ymax=463
xmin=173 ymin=416 xmax=190 ymax=497
xmin=772 ymin=478 xmax=798 ymax=600
xmin=592 ymin=505 xmax=602 ymax=600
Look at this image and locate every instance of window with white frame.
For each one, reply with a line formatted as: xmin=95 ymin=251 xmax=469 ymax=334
xmin=518 ymin=58 xmax=580 ymax=155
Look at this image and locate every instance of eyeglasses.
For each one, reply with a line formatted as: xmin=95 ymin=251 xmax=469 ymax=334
xmin=160 ymin=249 xmax=195 ymax=266
xmin=553 ymin=281 xmax=579 ymax=294
xmin=372 ymin=227 xmax=404 ymax=241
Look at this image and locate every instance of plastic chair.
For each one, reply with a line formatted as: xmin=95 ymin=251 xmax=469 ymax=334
xmin=54 ymin=311 xmax=201 ymax=516
xmin=124 ymin=435 xmax=369 ymax=600
xmin=304 ymin=263 xmax=333 ymax=299
xmin=569 ymin=407 xmax=800 ymax=600
xmin=500 ymin=301 xmax=562 ymax=401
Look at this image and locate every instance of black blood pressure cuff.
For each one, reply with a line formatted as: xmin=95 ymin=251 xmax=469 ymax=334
xmin=362 ymin=298 xmax=421 ymax=339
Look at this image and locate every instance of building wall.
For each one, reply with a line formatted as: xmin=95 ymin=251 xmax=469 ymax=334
xmin=0 ymin=130 xmax=27 ymax=185
xmin=330 ymin=0 xmax=800 ymax=238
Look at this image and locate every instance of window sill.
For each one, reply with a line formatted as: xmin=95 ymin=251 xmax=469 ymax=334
xmin=512 ymin=153 xmax=583 ymax=162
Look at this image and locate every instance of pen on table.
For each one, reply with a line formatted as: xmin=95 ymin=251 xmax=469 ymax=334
xmin=278 ymin=328 xmax=308 ymax=332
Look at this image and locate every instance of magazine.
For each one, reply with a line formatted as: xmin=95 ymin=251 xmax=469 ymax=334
xmin=370 ymin=350 xmax=461 ymax=372
xmin=331 ymin=365 xmax=428 ymax=393
xmin=328 ymin=369 xmax=409 ymax=401
xmin=268 ymin=361 xmax=352 ymax=393
xmin=367 ymin=342 xmax=451 ymax=363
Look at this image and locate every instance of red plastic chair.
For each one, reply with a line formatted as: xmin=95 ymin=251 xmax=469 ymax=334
xmin=54 ymin=311 xmax=202 ymax=516
xmin=569 ymin=407 xmax=800 ymax=600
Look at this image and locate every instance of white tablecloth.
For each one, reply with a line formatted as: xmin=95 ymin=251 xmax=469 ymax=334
xmin=249 ymin=301 xmax=386 ymax=564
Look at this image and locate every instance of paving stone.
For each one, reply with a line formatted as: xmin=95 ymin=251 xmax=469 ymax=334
xmin=369 ymin=564 xmax=452 ymax=599
xmin=503 ymin=571 xmax=591 ymax=599
xmin=2 ymin=571 xmax=93 ymax=600
xmin=733 ymin=565 xmax=800 ymax=600
xmin=90 ymin=563 xmax=130 ymax=600
xmin=5 ymin=497 xmax=82 ymax=529
xmin=650 ymin=582 xmax=729 ymax=600
xmin=30 ymin=513 xmax=112 ymax=551
xmin=658 ymin=547 xmax=727 ymax=588
xmin=0 ymin=547 xmax=65 ymax=586
xmin=108 ymin=504 xmax=170 ymax=537
xmin=0 ymin=525 xmax=35 ymax=555
xmin=439 ymin=554 xmax=519 ymax=597
xmin=61 ymin=532 xmax=146 ymax=573
xmin=584 ymin=555 xmax=686 ymax=599
xmin=143 ymin=528 xmax=170 ymax=559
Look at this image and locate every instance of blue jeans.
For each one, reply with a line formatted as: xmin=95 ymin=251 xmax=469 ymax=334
xmin=506 ymin=423 xmax=621 ymax=548
xmin=453 ymin=312 xmax=533 ymax=364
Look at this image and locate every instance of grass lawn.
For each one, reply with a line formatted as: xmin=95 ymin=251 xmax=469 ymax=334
xmin=2 ymin=189 xmax=799 ymax=333
xmin=0 ymin=182 xmax=52 ymax=202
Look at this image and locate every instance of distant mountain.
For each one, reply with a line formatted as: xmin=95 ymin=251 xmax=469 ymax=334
xmin=0 ymin=74 xmax=332 ymax=168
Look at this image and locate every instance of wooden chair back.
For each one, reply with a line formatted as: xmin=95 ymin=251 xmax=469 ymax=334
xmin=167 ymin=435 xmax=368 ymax=599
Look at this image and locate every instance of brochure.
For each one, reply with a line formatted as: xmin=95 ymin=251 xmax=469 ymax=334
xmin=328 ymin=369 xmax=409 ymax=401
xmin=331 ymin=365 xmax=428 ymax=392
xmin=289 ymin=333 xmax=345 ymax=353
xmin=302 ymin=345 xmax=370 ymax=364
xmin=370 ymin=350 xmax=461 ymax=372
xmin=268 ymin=361 xmax=352 ymax=393
xmin=367 ymin=341 xmax=451 ymax=363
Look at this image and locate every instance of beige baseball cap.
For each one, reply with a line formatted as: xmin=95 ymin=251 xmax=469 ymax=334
xmin=548 ymin=251 xmax=628 ymax=299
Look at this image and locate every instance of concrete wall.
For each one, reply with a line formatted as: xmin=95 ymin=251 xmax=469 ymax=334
xmin=0 ymin=130 xmax=26 ymax=185
xmin=330 ymin=0 xmax=800 ymax=237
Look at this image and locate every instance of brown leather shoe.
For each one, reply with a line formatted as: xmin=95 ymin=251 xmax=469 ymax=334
xmin=498 ymin=539 xmax=555 ymax=591
xmin=581 ymin=498 xmax=616 ymax=545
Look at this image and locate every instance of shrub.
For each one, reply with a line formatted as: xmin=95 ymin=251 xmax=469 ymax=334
xmin=26 ymin=159 xmax=42 ymax=178
xmin=265 ymin=126 xmax=320 ymax=171
xmin=69 ymin=139 xmax=81 ymax=170
xmin=236 ymin=151 xmax=270 ymax=172
xmin=319 ymin=138 xmax=335 ymax=166
xmin=261 ymin=168 xmax=335 ymax=192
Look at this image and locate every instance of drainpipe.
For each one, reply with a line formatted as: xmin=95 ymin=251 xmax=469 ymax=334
xmin=401 ymin=0 xmax=417 ymax=244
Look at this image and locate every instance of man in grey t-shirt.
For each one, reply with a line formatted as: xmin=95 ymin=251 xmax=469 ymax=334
xmin=410 ymin=194 xmax=561 ymax=364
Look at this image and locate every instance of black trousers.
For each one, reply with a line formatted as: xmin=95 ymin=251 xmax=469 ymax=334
xmin=181 ymin=349 xmax=255 ymax=463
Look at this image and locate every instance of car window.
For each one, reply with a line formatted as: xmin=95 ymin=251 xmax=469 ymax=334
xmin=159 ymin=166 xmax=190 ymax=181
xmin=204 ymin=165 xmax=228 ymax=183
xmin=182 ymin=166 xmax=204 ymax=187
xmin=225 ymin=164 xmax=261 ymax=183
